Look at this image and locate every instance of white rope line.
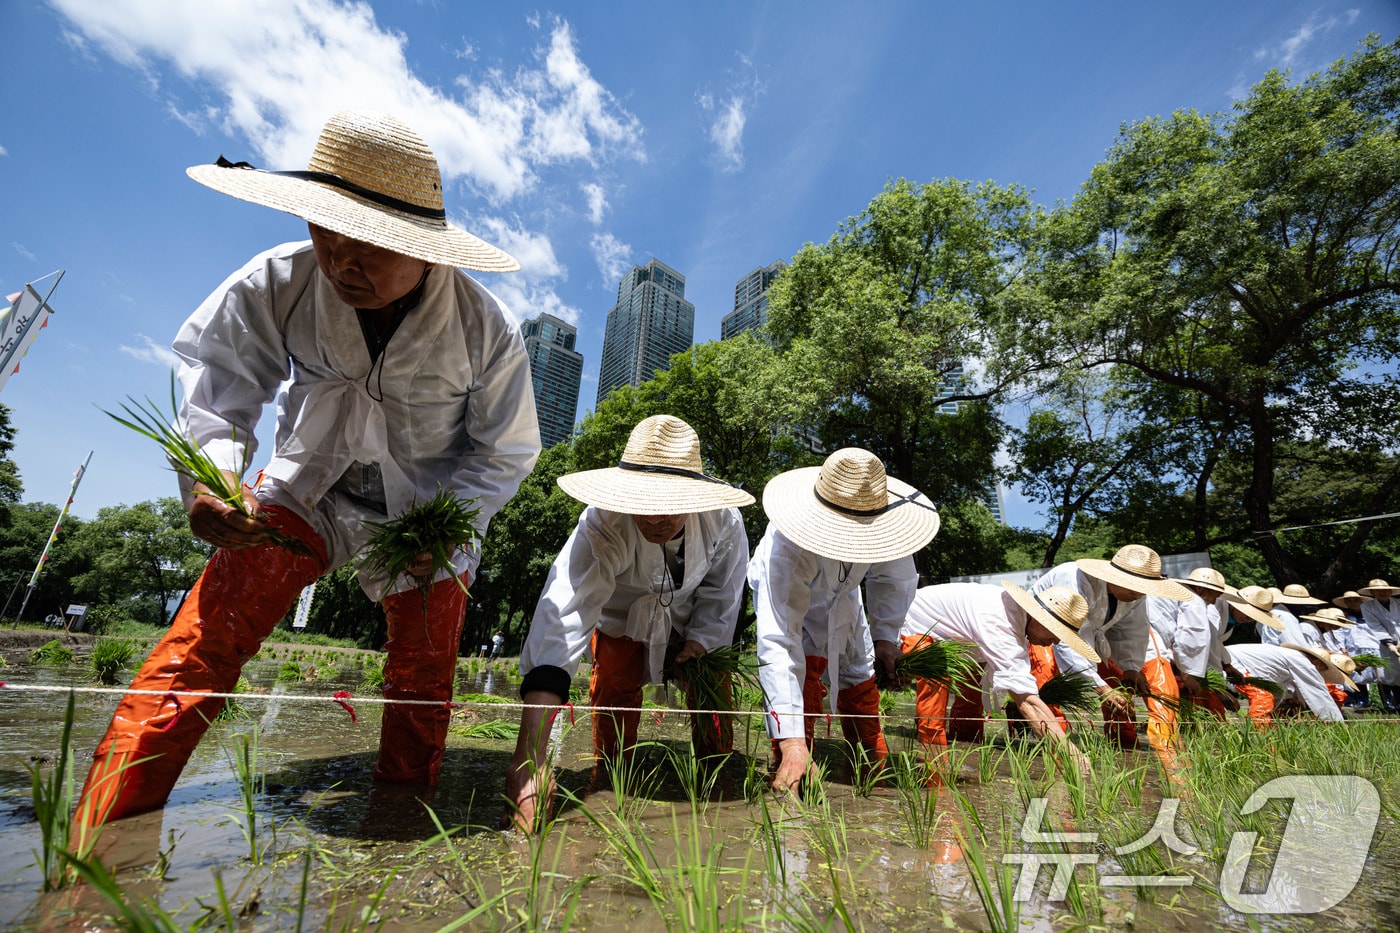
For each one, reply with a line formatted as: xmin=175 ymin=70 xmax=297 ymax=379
xmin=3 ymin=680 xmax=1397 ymax=726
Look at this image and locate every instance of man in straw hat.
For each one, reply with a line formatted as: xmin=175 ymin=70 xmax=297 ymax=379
xmin=1265 ymin=585 xmax=1323 ymax=648
xmin=751 ymin=448 xmax=939 ymax=792
xmin=896 ymin=582 xmax=1096 ymax=773
xmin=505 ymin=415 xmax=754 ymax=828
xmin=1146 ymin=567 xmax=1242 ymax=721
xmin=76 ymin=110 xmax=541 ymax=830
xmin=1301 ymin=606 xmax=1377 ymax=707
xmin=1029 ymin=544 xmax=1192 ymax=751
xmin=1225 ymin=642 xmax=1349 ymax=726
xmin=1359 ymin=579 xmax=1400 ymax=712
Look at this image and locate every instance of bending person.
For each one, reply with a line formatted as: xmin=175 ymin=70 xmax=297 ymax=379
xmin=76 ymin=111 xmax=540 ymax=834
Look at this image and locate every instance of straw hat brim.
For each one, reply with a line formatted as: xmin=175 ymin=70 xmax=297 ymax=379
xmin=1075 ymin=559 xmax=1192 ymax=601
xmin=1282 ymin=643 xmax=1356 ymax=689
xmin=1002 ymin=582 xmax=1100 ymax=664
xmin=1299 ymin=611 xmax=1356 ymax=628
xmin=1358 ymin=584 xmax=1400 ymax=599
xmin=1171 ymin=576 xmax=1230 ymax=595
xmin=556 ymin=468 xmax=753 ymax=515
xmin=186 ymin=164 xmax=520 ymax=272
xmin=1221 ymin=593 xmax=1286 ymax=630
xmin=1332 ymin=593 xmax=1371 ymax=608
xmin=762 ymin=467 xmax=940 ymax=563
xmin=1273 ymin=592 xmax=1322 ymax=607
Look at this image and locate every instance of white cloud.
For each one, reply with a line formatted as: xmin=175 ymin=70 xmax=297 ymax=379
xmin=13 ymin=243 xmax=36 ymax=262
xmin=580 ymin=182 xmax=608 ymax=225
xmin=49 ymin=1 xmax=643 ymax=203
xmin=1259 ymin=10 xmax=1362 ymax=69
xmin=0 ymin=144 xmax=7 ymax=156
xmin=119 ymin=334 xmax=182 ymax=369
xmin=468 ymin=214 xmax=580 ymax=325
xmin=697 ymin=57 xmax=764 ymax=173
xmin=590 ymin=232 xmax=632 ymax=287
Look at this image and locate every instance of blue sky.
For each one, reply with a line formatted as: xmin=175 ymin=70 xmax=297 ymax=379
xmin=1 ymin=1 xmax=1395 ymax=534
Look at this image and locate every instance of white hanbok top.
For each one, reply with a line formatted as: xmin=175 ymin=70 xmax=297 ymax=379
xmin=901 ymin=582 xmax=1039 ymax=698
xmin=1032 ymin=563 xmax=1147 ymax=686
xmin=750 ymin=525 xmax=917 ymax=740
xmin=1361 ymin=596 xmax=1400 ymax=686
xmin=1261 ymin=606 xmax=1318 ymax=648
xmin=173 ymin=241 xmax=541 ymax=598
xmin=520 ymin=507 xmax=749 ymax=685
xmin=1225 ymin=644 xmax=1343 ymax=721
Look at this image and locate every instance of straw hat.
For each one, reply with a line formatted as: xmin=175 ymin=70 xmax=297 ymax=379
xmin=1171 ymin=566 xmax=1231 ymax=594
xmin=762 ymin=448 xmax=940 ymax=563
xmin=1299 ymin=606 xmax=1356 ymax=629
xmin=1002 ymin=583 xmax=1100 ymax=664
xmin=1223 ymin=585 xmax=1286 ymax=630
xmin=1274 ymin=583 xmax=1322 ymax=607
xmin=556 ymin=415 xmax=754 ymax=515
xmin=1075 ymin=545 xmax=1192 ymax=601
xmin=1282 ymin=643 xmax=1356 ymax=689
xmin=187 ymin=110 xmax=519 ymax=271
xmin=1332 ymin=590 xmax=1369 ymax=608
xmin=1358 ymin=579 xmax=1400 ymax=599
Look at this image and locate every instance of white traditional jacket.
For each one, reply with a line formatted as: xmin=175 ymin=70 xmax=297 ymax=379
xmin=173 ymin=241 xmax=541 ymax=598
xmin=520 ymin=507 xmax=749 ymax=685
xmin=1225 ymin=644 xmax=1343 ymax=721
xmin=1032 ymin=563 xmax=1148 ymax=685
xmin=1361 ymin=596 xmax=1400 ymax=686
xmin=1261 ymin=606 xmax=1318 ymax=648
xmin=750 ymin=525 xmax=917 ymax=741
xmin=901 ymin=582 xmax=1039 ymax=699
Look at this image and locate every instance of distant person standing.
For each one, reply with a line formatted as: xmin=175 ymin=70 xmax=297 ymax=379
xmin=1359 ymin=579 xmax=1400 ymax=712
xmin=491 ymin=631 xmax=506 ymax=658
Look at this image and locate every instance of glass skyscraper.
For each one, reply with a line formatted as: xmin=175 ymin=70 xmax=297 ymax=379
xmin=521 ymin=312 xmax=584 ymax=448
xmin=596 ymin=259 xmax=694 ymax=405
xmin=720 ymin=259 xmax=785 ymax=341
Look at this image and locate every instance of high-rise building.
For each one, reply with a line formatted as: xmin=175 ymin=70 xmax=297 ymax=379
xmin=596 ymin=259 xmax=695 ymax=405
xmin=521 ymin=312 xmax=584 ymax=448
xmin=934 ymin=365 xmax=1008 ymax=525
xmin=720 ymin=259 xmax=786 ymax=341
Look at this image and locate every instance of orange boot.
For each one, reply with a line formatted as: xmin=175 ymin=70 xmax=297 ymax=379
xmin=836 ymin=676 xmax=888 ymax=767
xmin=75 ymin=505 xmax=326 ymax=830
xmin=589 ymin=630 xmax=646 ymax=766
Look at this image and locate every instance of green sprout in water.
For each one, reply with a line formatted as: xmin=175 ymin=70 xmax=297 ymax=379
xmin=894 ymin=636 xmax=980 ymax=693
xmin=102 ymin=373 xmax=309 ymax=554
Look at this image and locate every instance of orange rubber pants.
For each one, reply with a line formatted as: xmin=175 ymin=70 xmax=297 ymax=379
xmin=1141 ymin=654 xmax=1182 ymax=779
xmin=76 ymin=505 xmax=469 ymax=830
xmin=1006 ymin=642 xmax=1070 ymax=737
xmin=902 ymin=634 xmax=986 ymax=746
xmin=1327 ymin=683 xmax=1348 ymax=708
xmin=772 ymin=655 xmax=887 ymax=767
xmin=1098 ymin=657 xmax=1139 ymax=746
xmin=589 ymin=630 xmax=733 ymax=763
xmin=1173 ymin=672 xmax=1229 ymax=721
xmin=1237 ymin=679 xmax=1276 ymax=729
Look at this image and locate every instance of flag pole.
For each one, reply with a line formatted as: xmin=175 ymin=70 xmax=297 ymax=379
xmin=12 ymin=449 xmax=93 ymax=627
xmin=0 ymin=270 xmax=63 ymax=380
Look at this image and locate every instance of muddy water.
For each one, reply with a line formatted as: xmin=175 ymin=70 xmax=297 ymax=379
xmin=3 ymin=645 xmax=1399 ymax=931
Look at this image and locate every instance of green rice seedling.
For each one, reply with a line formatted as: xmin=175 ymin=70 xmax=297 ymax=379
xmin=1036 ymin=671 xmax=1102 ymax=713
xmin=87 ymin=637 xmax=136 ymax=685
xmin=416 ymin=802 xmax=518 ymax=931
xmin=220 ymin=727 xmax=273 ymax=864
xmin=949 ymin=786 xmax=1020 ymax=933
xmin=665 ymin=802 xmax=754 ymax=931
xmin=276 ymin=660 xmax=304 ymax=682
xmin=845 ymin=742 xmax=884 ymax=797
xmin=793 ymin=791 xmax=857 ymax=931
xmin=675 ymin=643 xmax=761 ymax=753
xmin=214 ymin=675 xmax=253 ymax=723
xmin=102 ymin=372 xmax=309 ymax=554
xmin=362 ymin=653 xmax=386 ymax=691
xmin=60 ymin=851 xmax=238 ymax=932
xmin=599 ymin=742 xmax=666 ymax=824
xmin=456 ymin=691 xmax=512 ymax=704
xmin=29 ymin=638 xmax=73 ymax=666
xmin=894 ymin=636 xmax=980 ymax=693
xmin=668 ymin=742 xmax=727 ymax=810
xmin=360 ymin=486 xmax=480 ymax=607
xmin=28 ymin=692 xmax=102 ymax=889
xmin=977 ymin=742 xmax=1006 ymax=784
xmin=890 ymin=751 xmax=944 ymax=848
xmin=751 ymin=786 xmax=789 ymax=885
xmin=454 ymin=719 xmax=519 ymax=739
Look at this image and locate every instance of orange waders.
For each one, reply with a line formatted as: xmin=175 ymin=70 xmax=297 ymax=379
xmin=902 ymin=634 xmax=986 ymax=746
xmin=771 ymin=655 xmax=887 ymax=769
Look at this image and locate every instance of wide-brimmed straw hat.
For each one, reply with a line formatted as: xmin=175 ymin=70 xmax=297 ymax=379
xmin=1075 ymin=545 xmax=1191 ymax=601
xmin=1171 ymin=566 xmax=1231 ymax=594
xmin=1358 ymin=578 xmax=1400 ymax=599
xmin=556 ymin=415 xmax=754 ymax=515
xmin=1299 ymin=606 xmax=1356 ymax=629
xmin=1223 ymin=585 xmax=1286 ymax=630
xmin=187 ymin=109 xmax=519 ymax=271
xmin=1332 ymin=590 xmax=1369 ymax=608
xmin=1002 ymin=583 xmax=1099 ymax=664
xmin=1274 ymin=584 xmax=1322 ymax=607
xmin=1282 ymin=643 xmax=1356 ymax=689
xmin=762 ymin=448 xmax=940 ymax=563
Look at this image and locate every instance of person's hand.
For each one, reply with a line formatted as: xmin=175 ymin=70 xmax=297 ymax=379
xmin=1098 ymin=686 xmax=1133 ymax=717
xmin=1219 ymin=690 xmax=1241 ymax=712
xmin=672 ymin=639 xmax=706 ymax=666
xmin=188 ymin=472 xmax=273 ymax=549
xmin=1179 ymin=673 xmax=1204 ymax=696
xmin=771 ymin=738 xmax=810 ymax=794
xmin=1120 ymin=668 xmax=1151 ymax=696
xmin=873 ymin=639 xmax=905 ymax=689
xmin=502 ymin=753 xmax=553 ymax=833
xmin=405 ymin=552 xmax=435 ymax=580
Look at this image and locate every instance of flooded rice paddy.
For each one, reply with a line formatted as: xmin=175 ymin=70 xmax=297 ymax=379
xmin=3 ymin=639 xmax=1400 ymax=931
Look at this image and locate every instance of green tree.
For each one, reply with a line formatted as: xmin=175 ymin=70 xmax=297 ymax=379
xmin=0 ymin=502 xmax=86 ymax=622
xmin=71 ymin=498 xmax=210 ymax=625
xmin=1045 ymin=36 xmax=1400 ymax=586
xmin=0 ymin=403 xmax=23 ymax=507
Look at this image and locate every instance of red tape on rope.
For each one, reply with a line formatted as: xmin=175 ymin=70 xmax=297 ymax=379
xmin=331 ymin=690 xmax=358 ymax=723
xmin=159 ymin=692 xmax=184 ymax=732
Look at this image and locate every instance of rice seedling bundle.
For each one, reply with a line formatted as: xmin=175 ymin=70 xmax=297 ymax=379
xmin=103 ymin=374 xmax=308 ymax=554
xmin=456 ymin=719 xmax=520 ymax=739
xmin=675 ymin=644 xmax=761 ymax=747
xmin=894 ymin=636 xmax=980 ymax=693
xmin=1352 ymin=652 xmax=1388 ymax=670
xmin=1035 ymin=671 xmax=1101 ymax=712
xmin=360 ymin=487 xmax=481 ymax=606
xmin=88 ymin=638 xmax=136 ymax=685
xmin=30 ymin=639 xmax=73 ymax=666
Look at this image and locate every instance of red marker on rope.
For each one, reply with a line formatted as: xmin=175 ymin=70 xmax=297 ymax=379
xmin=331 ymin=690 xmax=359 ymax=722
xmin=159 ymin=692 xmax=184 ymax=732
